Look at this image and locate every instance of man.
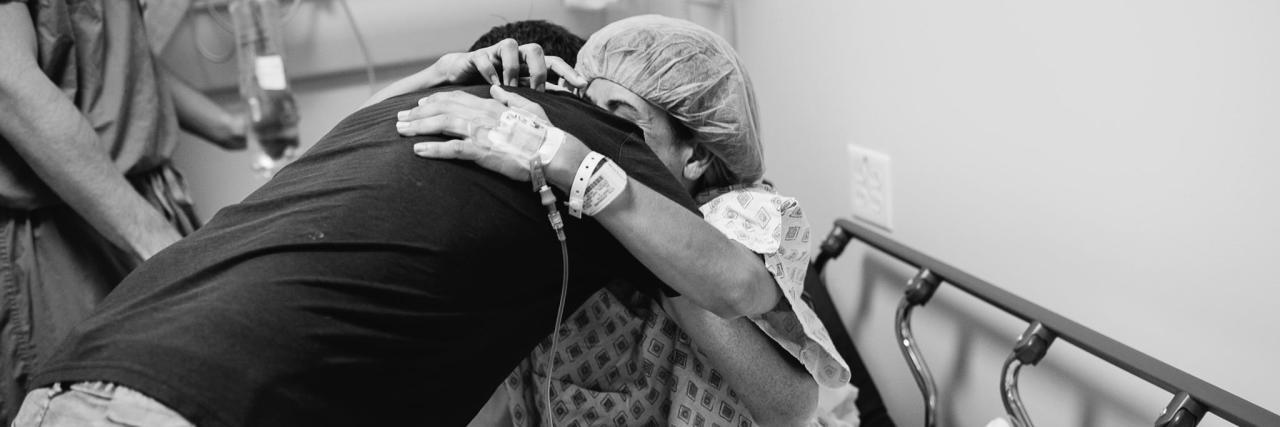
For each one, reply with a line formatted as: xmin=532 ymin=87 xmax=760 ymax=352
xmin=0 ymin=0 xmax=243 ymax=422
xmin=17 ymin=84 xmax=701 ymax=427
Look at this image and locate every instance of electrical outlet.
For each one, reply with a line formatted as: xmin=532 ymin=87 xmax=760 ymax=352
xmin=848 ymin=144 xmax=893 ymax=231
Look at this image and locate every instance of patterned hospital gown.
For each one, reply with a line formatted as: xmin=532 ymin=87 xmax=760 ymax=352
xmin=503 ymin=185 xmax=856 ymax=426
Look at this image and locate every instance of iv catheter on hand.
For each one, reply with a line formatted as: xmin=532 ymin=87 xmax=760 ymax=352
xmin=529 ymin=156 xmax=569 ymax=426
xmin=530 ymin=158 xmax=565 ymax=242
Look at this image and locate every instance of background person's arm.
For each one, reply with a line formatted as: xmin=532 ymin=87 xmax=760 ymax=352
xmin=664 ymin=297 xmax=819 ymax=427
xmin=0 ymin=4 xmax=180 ymax=262
xmin=361 ymin=39 xmax=584 ymax=108
xmin=162 ymin=67 xmax=247 ymax=150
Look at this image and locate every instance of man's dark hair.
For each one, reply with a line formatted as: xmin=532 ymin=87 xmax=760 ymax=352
xmin=469 ymin=20 xmax=585 ymax=82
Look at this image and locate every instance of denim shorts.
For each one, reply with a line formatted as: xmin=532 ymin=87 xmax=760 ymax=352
xmin=11 ymin=382 xmax=193 ymax=427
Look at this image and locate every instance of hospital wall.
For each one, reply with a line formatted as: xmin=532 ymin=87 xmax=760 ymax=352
xmin=168 ymin=0 xmax=717 ymax=221
xmin=732 ymin=1 xmax=1279 ymax=425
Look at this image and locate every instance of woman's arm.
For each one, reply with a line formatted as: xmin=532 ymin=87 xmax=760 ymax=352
xmin=360 ymin=39 xmax=586 ymax=108
xmin=402 ymin=89 xmax=780 ymax=318
xmin=547 ymin=136 xmax=781 ymax=318
xmin=360 ymin=59 xmax=453 ymax=109
xmin=664 ymin=296 xmax=818 ymax=427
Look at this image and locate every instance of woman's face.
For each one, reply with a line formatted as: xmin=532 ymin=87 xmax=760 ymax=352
xmin=582 ymin=79 xmax=696 ymax=190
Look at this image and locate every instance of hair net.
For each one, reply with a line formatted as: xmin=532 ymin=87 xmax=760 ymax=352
xmin=576 ymin=15 xmax=763 ymax=184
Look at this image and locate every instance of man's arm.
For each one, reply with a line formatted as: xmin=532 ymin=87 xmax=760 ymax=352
xmin=664 ymin=297 xmax=818 ymax=427
xmin=162 ymin=67 xmax=246 ymax=150
xmin=0 ymin=3 xmax=180 ymax=261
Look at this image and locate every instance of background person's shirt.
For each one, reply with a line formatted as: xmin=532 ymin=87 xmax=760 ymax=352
xmin=0 ymin=0 xmax=179 ymax=209
xmin=33 ymin=86 xmax=698 ymax=427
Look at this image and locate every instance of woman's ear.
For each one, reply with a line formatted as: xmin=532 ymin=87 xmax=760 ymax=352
xmin=683 ymin=151 xmax=712 ymax=182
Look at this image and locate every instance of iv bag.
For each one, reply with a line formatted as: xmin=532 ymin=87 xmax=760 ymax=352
xmin=230 ymin=0 xmax=300 ymax=177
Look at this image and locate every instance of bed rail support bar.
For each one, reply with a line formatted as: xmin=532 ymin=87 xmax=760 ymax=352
xmin=896 ymin=269 xmax=942 ymax=427
xmin=1000 ymin=322 xmax=1057 ymax=427
xmin=1156 ymin=392 xmax=1206 ymax=427
xmin=827 ymin=219 xmax=1280 ymax=426
xmin=815 ymin=223 xmax=854 ymax=272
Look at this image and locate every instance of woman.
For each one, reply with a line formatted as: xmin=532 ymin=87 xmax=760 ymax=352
xmin=395 ymin=16 xmax=857 ymax=426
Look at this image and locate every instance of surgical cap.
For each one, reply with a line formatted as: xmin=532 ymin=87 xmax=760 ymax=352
xmin=576 ymin=15 xmax=764 ymax=183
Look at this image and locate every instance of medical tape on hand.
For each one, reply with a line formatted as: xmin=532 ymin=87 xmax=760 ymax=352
xmin=489 ymin=109 xmax=560 ymax=162
xmin=568 ymin=151 xmax=605 ymax=218
xmin=537 ymin=127 xmax=565 ymax=165
xmin=581 ymin=157 xmax=627 ymax=216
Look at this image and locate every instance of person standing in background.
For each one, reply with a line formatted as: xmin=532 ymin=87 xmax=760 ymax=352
xmin=0 ymin=0 xmax=245 ymax=422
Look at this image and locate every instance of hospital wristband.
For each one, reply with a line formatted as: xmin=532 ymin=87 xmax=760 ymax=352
xmin=580 ymin=157 xmax=627 ymax=216
xmin=568 ymin=151 xmax=606 ymax=218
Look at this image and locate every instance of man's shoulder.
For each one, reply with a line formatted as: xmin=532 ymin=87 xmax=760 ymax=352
xmin=330 ymin=84 xmax=698 ymax=214
xmin=364 ymin=85 xmax=587 ymax=114
xmin=346 ymin=85 xmax=605 ymax=135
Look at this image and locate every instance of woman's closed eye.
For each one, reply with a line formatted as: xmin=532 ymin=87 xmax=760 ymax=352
xmin=606 ymin=101 xmax=644 ymax=125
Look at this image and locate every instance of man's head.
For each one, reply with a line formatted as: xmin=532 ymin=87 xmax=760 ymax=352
xmin=576 ymin=15 xmax=762 ymax=192
xmin=470 ymin=20 xmax=585 ymax=83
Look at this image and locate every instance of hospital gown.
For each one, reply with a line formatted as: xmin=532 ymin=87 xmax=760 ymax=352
xmin=503 ymin=184 xmax=859 ymax=426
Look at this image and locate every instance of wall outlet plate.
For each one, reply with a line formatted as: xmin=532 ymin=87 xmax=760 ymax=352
xmin=848 ymin=144 xmax=893 ymax=231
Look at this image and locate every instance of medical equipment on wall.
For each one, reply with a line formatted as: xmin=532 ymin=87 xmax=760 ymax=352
xmin=229 ymin=0 xmax=300 ymax=177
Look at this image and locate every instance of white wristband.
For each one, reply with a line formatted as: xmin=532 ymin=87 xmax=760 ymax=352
xmin=537 ymin=127 xmax=565 ymax=165
xmin=581 ymin=158 xmax=627 ymax=216
xmin=568 ymin=151 xmax=606 ymax=218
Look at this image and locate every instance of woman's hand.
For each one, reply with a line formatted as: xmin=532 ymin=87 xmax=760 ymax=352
xmin=362 ymin=39 xmax=587 ymax=108
xmin=399 ymin=85 xmax=558 ymax=181
xmin=433 ymin=39 xmax=587 ymax=91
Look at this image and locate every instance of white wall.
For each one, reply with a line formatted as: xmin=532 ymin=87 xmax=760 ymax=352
xmin=733 ymin=1 xmax=1279 ymax=425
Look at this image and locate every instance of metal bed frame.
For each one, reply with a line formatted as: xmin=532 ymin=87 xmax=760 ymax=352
xmin=806 ymin=218 xmax=1279 ymax=427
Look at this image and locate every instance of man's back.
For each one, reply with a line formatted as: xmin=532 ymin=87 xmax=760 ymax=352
xmin=34 ymin=86 xmax=697 ymax=427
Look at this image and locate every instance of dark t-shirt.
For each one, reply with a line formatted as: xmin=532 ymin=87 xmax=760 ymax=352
xmin=34 ymin=86 xmax=698 ymax=427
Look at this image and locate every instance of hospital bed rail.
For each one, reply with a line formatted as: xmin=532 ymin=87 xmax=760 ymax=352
xmin=814 ymin=219 xmax=1280 ymax=427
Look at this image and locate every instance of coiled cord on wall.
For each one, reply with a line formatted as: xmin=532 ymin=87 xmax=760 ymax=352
xmin=334 ymin=0 xmax=377 ymax=94
xmin=197 ymin=0 xmax=302 ymax=63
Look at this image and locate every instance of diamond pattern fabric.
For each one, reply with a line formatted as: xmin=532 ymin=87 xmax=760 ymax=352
xmin=503 ymin=185 xmax=853 ymax=426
